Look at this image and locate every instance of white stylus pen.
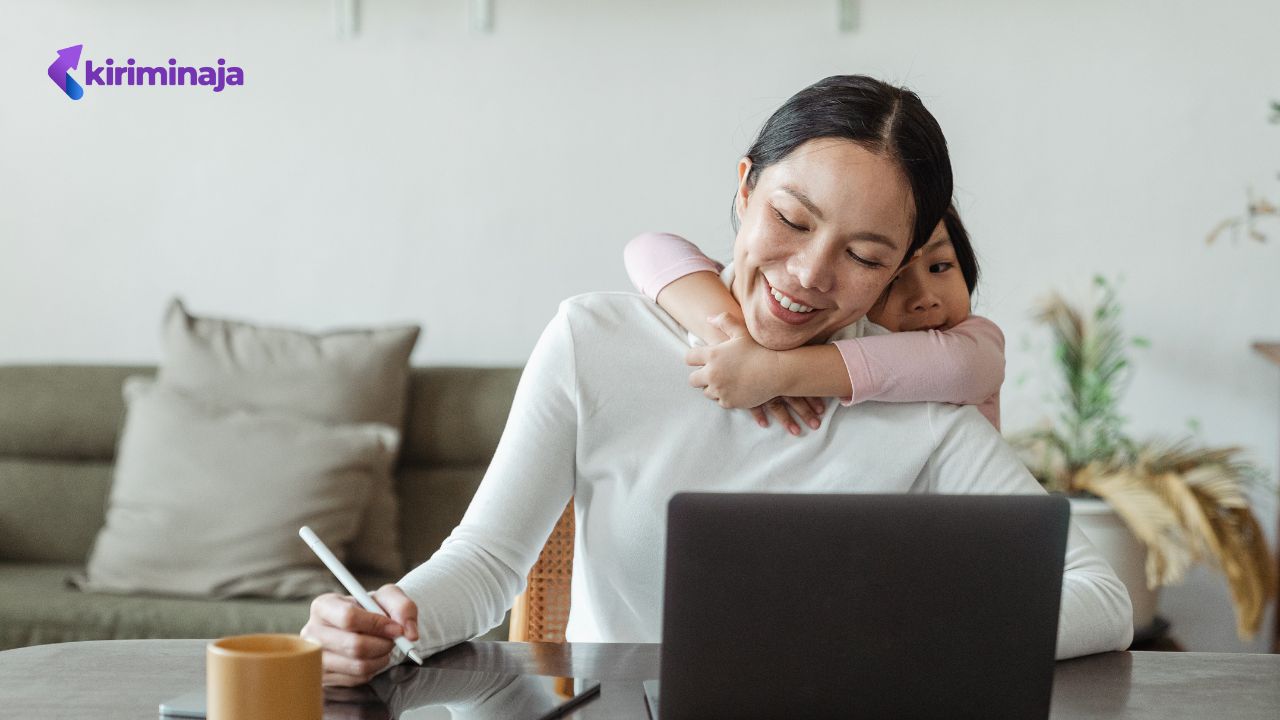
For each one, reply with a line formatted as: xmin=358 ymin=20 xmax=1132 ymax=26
xmin=299 ymin=526 xmax=424 ymax=665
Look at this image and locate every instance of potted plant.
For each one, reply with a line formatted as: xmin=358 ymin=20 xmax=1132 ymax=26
xmin=1014 ymin=276 xmax=1276 ymax=640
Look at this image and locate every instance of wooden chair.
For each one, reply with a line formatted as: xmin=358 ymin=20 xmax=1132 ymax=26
xmin=508 ymin=498 xmax=575 ymax=644
xmin=508 ymin=499 xmax=575 ymax=698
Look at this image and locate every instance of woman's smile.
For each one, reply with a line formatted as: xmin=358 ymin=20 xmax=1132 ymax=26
xmin=762 ymin=275 xmax=823 ymax=326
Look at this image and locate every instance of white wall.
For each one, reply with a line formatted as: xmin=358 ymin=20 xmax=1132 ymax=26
xmin=2 ymin=0 xmax=1278 ymax=652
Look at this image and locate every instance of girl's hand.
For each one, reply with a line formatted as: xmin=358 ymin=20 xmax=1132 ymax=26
xmin=685 ymin=313 xmax=790 ymax=411
xmin=750 ymin=397 xmax=827 ymax=436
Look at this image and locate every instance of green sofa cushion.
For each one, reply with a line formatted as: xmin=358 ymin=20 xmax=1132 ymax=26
xmin=0 ymin=366 xmax=149 ymax=461
xmin=0 ymin=459 xmax=112 ymax=564
xmin=0 ymin=564 xmax=511 ymax=650
xmin=0 ymin=563 xmax=314 ymax=650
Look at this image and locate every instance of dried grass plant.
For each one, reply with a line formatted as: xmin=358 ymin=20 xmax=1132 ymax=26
xmin=1016 ymin=276 xmax=1276 ymax=639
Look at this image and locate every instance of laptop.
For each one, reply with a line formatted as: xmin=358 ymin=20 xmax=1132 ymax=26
xmin=650 ymin=492 xmax=1069 ymax=720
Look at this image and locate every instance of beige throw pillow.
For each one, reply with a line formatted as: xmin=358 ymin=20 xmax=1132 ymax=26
xmin=157 ymin=298 xmax=419 ymax=575
xmin=71 ymin=377 xmax=399 ymax=600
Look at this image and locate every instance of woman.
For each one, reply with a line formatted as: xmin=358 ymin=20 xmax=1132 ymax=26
xmin=303 ymin=75 xmax=1133 ymax=686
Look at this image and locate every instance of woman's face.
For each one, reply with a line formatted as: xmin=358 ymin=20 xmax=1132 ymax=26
xmin=731 ymin=138 xmax=915 ymax=350
xmin=867 ymin=220 xmax=971 ymax=332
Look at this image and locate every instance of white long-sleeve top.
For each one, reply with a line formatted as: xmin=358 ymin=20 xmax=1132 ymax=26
xmin=392 ymin=288 xmax=1133 ymax=669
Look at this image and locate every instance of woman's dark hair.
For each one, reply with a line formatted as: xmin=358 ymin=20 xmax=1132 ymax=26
xmin=941 ymin=203 xmax=980 ymax=295
xmin=731 ymin=75 xmax=953 ymax=265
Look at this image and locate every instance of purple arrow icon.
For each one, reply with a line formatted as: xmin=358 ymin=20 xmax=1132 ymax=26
xmin=48 ymin=44 xmax=84 ymax=100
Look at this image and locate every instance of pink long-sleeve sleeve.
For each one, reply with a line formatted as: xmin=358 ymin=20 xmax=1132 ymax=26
xmin=833 ymin=315 xmax=1006 ymax=430
xmin=623 ymin=232 xmax=724 ymax=300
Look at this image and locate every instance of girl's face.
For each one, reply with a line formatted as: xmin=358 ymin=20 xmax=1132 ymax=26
xmin=867 ymin=220 xmax=971 ymax=332
xmin=730 ymin=138 xmax=915 ymax=351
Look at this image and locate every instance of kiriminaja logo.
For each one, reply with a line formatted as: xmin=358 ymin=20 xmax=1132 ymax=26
xmin=48 ymin=45 xmax=84 ymax=100
xmin=48 ymin=44 xmax=245 ymax=100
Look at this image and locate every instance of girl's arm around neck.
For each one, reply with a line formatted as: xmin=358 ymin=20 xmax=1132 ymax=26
xmin=623 ymin=232 xmax=724 ymax=301
xmin=623 ymin=232 xmax=733 ymax=344
xmin=653 ymin=270 xmax=740 ymax=345
xmin=773 ymin=344 xmax=854 ymax=398
xmin=833 ymin=315 xmax=1006 ymax=408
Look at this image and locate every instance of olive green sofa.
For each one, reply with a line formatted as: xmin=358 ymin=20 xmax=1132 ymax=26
xmin=0 ymin=364 xmax=521 ymax=650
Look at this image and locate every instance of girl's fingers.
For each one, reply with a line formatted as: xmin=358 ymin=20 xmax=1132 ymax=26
xmin=785 ymin=397 xmax=820 ymax=430
xmin=750 ymin=406 xmax=769 ymax=428
xmin=709 ymin=313 xmax=748 ymax=339
xmin=688 ymin=368 xmax=708 ymax=389
xmin=767 ymin=400 xmax=800 ymax=436
xmin=806 ymin=397 xmax=826 ymax=415
xmin=684 ymin=347 xmax=707 ymax=366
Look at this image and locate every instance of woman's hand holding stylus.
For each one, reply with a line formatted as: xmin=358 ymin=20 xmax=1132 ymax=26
xmin=302 ymin=585 xmax=420 ymax=687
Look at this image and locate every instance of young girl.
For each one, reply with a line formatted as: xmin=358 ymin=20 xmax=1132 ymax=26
xmin=623 ymin=204 xmax=1004 ymax=433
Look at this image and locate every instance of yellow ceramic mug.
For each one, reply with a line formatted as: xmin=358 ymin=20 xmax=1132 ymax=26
xmin=206 ymin=633 xmax=322 ymax=720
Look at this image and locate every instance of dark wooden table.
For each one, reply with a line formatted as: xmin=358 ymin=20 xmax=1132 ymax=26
xmin=0 ymin=639 xmax=1277 ymax=718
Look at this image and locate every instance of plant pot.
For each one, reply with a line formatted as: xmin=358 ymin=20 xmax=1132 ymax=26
xmin=1068 ymin=496 xmax=1159 ymax=635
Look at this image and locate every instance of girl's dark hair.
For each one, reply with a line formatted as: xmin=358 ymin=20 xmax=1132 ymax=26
xmin=731 ymin=75 xmax=953 ymax=265
xmin=941 ymin=203 xmax=980 ymax=295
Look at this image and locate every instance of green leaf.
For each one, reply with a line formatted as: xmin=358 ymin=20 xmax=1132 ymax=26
xmin=1029 ymin=276 xmax=1136 ymax=468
